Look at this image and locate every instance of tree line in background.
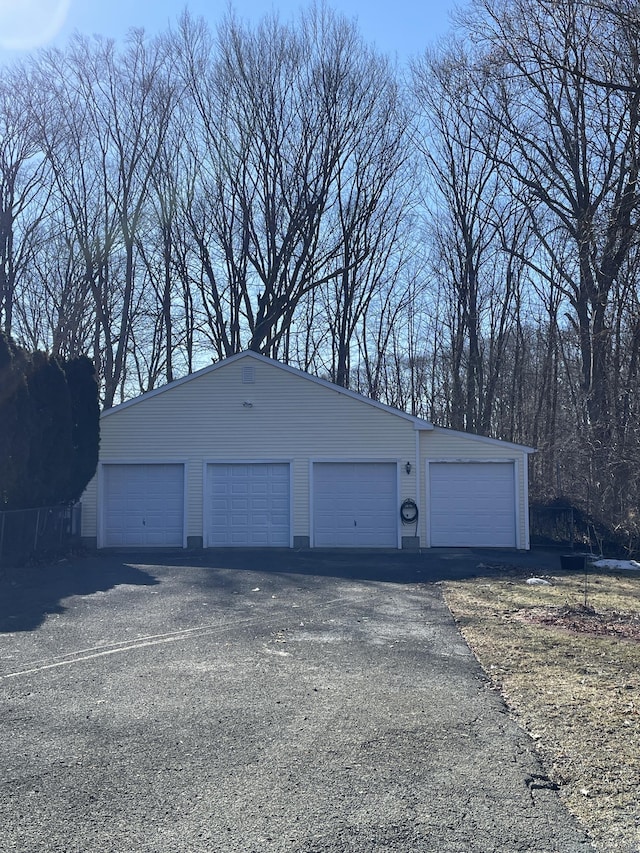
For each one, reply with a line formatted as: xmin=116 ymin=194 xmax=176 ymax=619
xmin=0 ymin=334 xmax=99 ymax=509
xmin=0 ymin=0 xmax=638 ymax=549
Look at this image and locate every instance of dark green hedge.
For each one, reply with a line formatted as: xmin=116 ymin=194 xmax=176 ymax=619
xmin=0 ymin=334 xmax=99 ymax=510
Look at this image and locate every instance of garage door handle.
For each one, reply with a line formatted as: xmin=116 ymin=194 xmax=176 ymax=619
xmin=142 ymin=518 xmax=146 ymax=526
xmin=354 ymin=519 xmax=356 ymax=527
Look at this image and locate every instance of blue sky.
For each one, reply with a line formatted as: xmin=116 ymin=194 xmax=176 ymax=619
xmin=0 ymin=0 xmax=460 ymax=64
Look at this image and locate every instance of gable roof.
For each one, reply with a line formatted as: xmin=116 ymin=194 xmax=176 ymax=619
xmin=432 ymin=425 xmax=535 ymax=453
xmin=101 ymin=350 xmax=435 ymax=430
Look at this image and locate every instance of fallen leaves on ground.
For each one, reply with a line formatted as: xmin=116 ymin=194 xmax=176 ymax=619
xmin=520 ymin=603 xmax=640 ymax=642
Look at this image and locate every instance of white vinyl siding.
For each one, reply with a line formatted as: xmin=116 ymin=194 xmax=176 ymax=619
xmin=205 ymin=463 xmax=290 ymax=547
xmin=312 ymin=462 xmax=399 ymax=548
xmin=101 ymin=463 xmax=184 ymax=547
xmin=84 ymin=357 xmax=416 ymax=546
xmin=429 ymin=461 xmax=516 ymax=547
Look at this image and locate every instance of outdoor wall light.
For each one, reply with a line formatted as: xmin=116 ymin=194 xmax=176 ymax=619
xmin=405 ymin=461 xmax=412 ymax=475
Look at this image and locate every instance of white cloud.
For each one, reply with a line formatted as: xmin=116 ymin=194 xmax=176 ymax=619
xmin=0 ymin=0 xmax=71 ymax=51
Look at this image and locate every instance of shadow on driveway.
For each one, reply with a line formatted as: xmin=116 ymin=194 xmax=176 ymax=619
xmin=0 ymin=546 xmax=564 ymax=635
xmin=107 ymin=546 xmax=564 ymax=584
xmin=0 ymin=555 xmax=159 ymax=634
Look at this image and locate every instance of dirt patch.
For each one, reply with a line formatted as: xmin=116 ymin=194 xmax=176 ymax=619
xmin=442 ymin=565 xmax=640 ymax=853
xmin=520 ymin=603 xmax=640 ymax=642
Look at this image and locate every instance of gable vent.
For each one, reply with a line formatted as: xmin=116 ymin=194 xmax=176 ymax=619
xmin=242 ymin=365 xmax=255 ymax=384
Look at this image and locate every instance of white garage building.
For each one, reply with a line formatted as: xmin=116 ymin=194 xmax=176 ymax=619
xmin=80 ymin=351 xmax=534 ymax=550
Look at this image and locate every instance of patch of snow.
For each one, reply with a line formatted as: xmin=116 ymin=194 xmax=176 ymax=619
xmin=591 ymin=559 xmax=640 ymax=572
xmin=526 ymin=577 xmax=552 ymax=586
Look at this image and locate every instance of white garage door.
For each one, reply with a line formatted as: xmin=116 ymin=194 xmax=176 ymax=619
xmin=429 ymin=461 xmax=516 ymax=547
xmin=206 ymin=463 xmax=290 ymax=547
xmin=313 ymin=462 xmax=398 ymax=548
xmin=102 ymin=463 xmax=184 ymax=547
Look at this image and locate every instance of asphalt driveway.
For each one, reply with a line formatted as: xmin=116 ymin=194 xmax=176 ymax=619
xmin=0 ymin=550 xmax=593 ymax=852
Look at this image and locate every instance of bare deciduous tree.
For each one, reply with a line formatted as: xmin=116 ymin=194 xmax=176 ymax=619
xmin=412 ymin=43 xmax=524 ymax=435
xmin=468 ymin=0 xmax=640 ymax=441
xmin=0 ymin=64 xmax=50 ymax=338
xmin=175 ymin=8 xmax=412 ymax=368
xmin=29 ymin=32 xmax=176 ymax=406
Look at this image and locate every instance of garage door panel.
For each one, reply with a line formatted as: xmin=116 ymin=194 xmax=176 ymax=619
xmin=231 ymin=499 xmax=250 ymax=511
xmin=313 ymin=462 xmax=398 ymax=548
xmin=206 ymin=463 xmax=290 ymax=547
xmin=102 ymin=464 xmax=184 ymax=548
xmin=429 ymin=462 xmax=516 ymax=548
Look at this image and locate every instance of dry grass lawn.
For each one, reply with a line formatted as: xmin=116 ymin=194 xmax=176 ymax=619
xmin=442 ymin=564 xmax=640 ymax=853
